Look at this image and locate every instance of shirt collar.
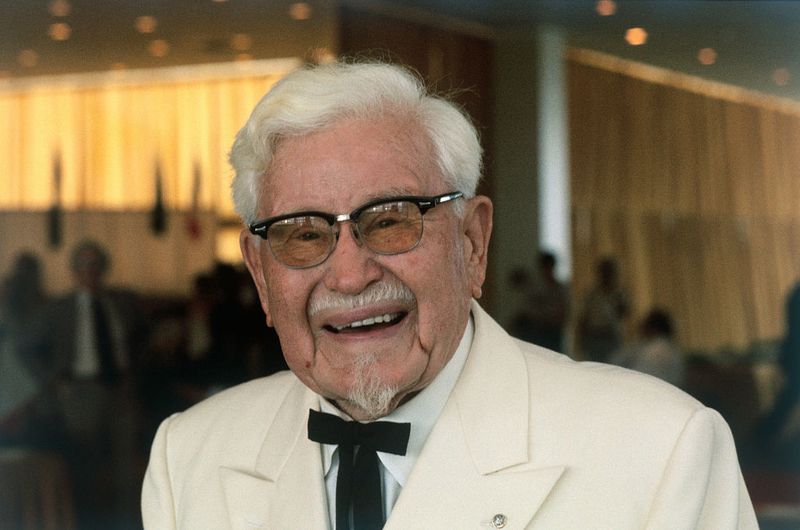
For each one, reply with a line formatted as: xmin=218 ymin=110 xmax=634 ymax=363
xmin=318 ymin=315 xmax=474 ymax=487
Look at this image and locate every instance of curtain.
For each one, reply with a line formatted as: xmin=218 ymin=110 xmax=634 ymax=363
xmin=0 ymin=59 xmax=300 ymax=296
xmin=568 ymin=48 xmax=800 ymax=356
xmin=0 ymin=59 xmax=300 ymax=216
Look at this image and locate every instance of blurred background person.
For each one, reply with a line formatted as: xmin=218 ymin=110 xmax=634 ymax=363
xmin=755 ymin=280 xmax=800 ymax=456
xmin=20 ymin=239 xmax=149 ymax=530
xmin=507 ymin=266 xmax=536 ymax=341
xmin=195 ymin=263 xmax=286 ymax=396
xmin=576 ymin=257 xmax=631 ymax=362
xmin=137 ymin=265 xmax=287 ymax=451
xmin=611 ymin=309 xmax=686 ymax=389
xmin=0 ymin=252 xmax=51 ymax=447
xmin=526 ymin=251 xmax=570 ymax=353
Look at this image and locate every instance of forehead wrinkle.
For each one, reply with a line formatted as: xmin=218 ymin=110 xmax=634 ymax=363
xmin=385 ymin=113 xmax=438 ymax=188
xmin=261 ymin=134 xmax=341 ymax=217
xmin=262 ymin=115 xmax=440 ymax=218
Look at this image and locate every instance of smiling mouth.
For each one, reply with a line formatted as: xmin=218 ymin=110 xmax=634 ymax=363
xmin=326 ymin=312 xmax=405 ymax=334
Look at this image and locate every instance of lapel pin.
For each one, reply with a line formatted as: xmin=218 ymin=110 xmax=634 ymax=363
xmin=492 ymin=513 xmax=507 ymax=528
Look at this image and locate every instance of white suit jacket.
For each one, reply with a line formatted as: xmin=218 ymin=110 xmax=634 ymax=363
xmin=142 ymin=301 xmax=758 ymax=529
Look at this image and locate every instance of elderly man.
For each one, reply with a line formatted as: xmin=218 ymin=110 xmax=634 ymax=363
xmin=142 ymin=62 xmax=757 ymax=529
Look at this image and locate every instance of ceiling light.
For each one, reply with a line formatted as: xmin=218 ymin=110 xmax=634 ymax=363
xmin=148 ymin=40 xmax=170 ymax=58
xmin=697 ymin=48 xmax=716 ymax=65
xmin=48 ymin=22 xmax=71 ymax=41
xmin=48 ymin=0 xmax=71 ymax=17
xmin=18 ymin=50 xmax=39 ymax=67
xmin=596 ymin=0 xmax=617 ymax=16
xmin=289 ymin=3 xmax=312 ymax=20
xmin=625 ymin=28 xmax=648 ymax=46
xmin=231 ymin=33 xmax=252 ymax=51
xmin=773 ymin=69 xmax=790 ymax=86
xmin=135 ymin=16 xmax=158 ymax=34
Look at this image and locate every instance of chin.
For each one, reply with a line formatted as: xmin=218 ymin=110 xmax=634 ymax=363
xmin=346 ymin=385 xmax=399 ymax=420
xmin=342 ymin=352 xmax=410 ymax=419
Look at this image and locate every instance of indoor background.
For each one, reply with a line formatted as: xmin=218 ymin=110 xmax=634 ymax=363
xmin=1 ymin=1 xmax=799 ymax=528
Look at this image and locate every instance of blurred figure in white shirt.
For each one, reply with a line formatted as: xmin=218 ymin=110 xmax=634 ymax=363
xmin=612 ymin=309 xmax=686 ymax=389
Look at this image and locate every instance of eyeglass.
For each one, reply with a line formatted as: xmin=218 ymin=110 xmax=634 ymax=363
xmin=249 ymin=191 xmax=464 ymax=269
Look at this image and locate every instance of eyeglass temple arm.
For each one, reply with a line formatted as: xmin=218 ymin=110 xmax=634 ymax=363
xmin=418 ymin=191 xmax=463 ymax=215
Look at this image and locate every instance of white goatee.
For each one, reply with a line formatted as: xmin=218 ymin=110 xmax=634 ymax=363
xmin=346 ymin=353 xmax=400 ymax=420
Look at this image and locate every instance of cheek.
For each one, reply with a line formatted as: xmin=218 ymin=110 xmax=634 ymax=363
xmin=427 ymin=233 xmax=470 ymax=302
xmin=405 ymin=240 xmax=471 ymax=346
xmin=263 ymin=268 xmax=318 ymax=364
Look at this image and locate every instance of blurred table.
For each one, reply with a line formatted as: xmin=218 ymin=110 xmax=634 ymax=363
xmin=0 ymin=448 xmax=75 ymax=530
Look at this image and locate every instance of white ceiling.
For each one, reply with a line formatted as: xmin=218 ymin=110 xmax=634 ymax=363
xmin=3 ymin=0 xmax=800 ymax=102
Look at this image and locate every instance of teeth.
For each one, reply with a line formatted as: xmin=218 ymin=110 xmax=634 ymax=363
xmin=335 ymin=312 xmax=399 ymax=331
xmin=352 ymin=317 xmax=374 ymax=328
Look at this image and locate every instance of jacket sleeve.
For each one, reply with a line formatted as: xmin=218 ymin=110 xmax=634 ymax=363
xmin=644 ymin=407 xmax=758 ymax=530
xmin=141 ymin=414 xmax=179 ymax=530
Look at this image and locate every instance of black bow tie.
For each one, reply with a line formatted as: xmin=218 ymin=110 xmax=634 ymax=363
xmin=307 ymin=409 xmax=410 ymax=530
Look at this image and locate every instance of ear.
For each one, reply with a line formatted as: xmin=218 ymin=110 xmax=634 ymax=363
xmin=240 ymin=229 xmax=275 ymax=327
xmin=461 ymin=196 xmax=493 ymax=299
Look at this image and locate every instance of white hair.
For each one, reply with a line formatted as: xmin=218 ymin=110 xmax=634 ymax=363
xmin=229 ymin=61 xmax=483 ymax=225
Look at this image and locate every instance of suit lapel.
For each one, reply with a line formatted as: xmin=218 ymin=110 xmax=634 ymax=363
xmin=385 ymin=408 xmax=563 ymax=529
xmin=386 ymin=301 xmax=564 ymax=529
xmin=221 ymin=379 xmax=330 ymax=529
xmin=220 ymin=301 xmax=564 ymax=529
xmin=219 ymin=467 xmax=274 ymax=530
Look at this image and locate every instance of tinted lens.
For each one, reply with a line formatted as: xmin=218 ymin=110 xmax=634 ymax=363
xmin=267 ymin=215 xmax=333 ymax=267
xmin=358 ymin=201 xmax=423 ymax=254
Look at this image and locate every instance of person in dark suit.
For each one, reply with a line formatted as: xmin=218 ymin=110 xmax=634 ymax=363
xmin=22 ymin=239 xmax=149 ymax=530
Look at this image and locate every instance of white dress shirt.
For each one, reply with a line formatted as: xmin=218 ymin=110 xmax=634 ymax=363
xmin=73 ymin=291 xmax=101 ymax=378
xmin=318 ymin=316 xmax=474 ymax=529
xmin=72 ymin=290 xmax=128 ymax=379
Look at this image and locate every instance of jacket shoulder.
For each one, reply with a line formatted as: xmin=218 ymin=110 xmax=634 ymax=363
xmin=517 ymin=337 xmax=702 ymax=413
xmin=507 ymin=339 xmax=713 ymax=465
xmin=162 ymin=371 xmax=301 ymax=448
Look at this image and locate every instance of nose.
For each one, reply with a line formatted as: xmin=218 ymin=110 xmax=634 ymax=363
xmin=335 ymin=222 xmax=363 ymax=246
xmin=322 ymin=220 xmax=382 ymax=294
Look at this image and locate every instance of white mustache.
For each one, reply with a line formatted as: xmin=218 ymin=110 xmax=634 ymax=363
xmin=308 ymin=280 xmax=415 ymax=316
